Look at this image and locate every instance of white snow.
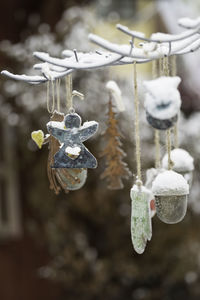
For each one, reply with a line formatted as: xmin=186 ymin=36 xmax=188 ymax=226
xmin=131 ymin=184 xmax=153 ymax=196
xmin=142 ymin=42 xmax=157 ymax=52
xmin=106 ymin=80 xmax=125 ymax=112
xmin=178 ymin=17 xmax=200 ymax=29
xmin=65 ymin=146 xmax=81 ymax=156
xmin=47 ymin=120 xmax=65 ymax=129
xmin=143 ymin=76 xmax=181 ymax=120
xmin=162 ymin=148 xmax=194 ymax=172
xmin=82 ymin=120 xmax=98 ymax=129
xmin=152 ymin=170 xmax=189 ymax=196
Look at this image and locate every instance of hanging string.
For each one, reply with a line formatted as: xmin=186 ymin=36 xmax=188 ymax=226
xmin=133 ymin=62 xmax=142 ymax=186
xmin=159 ymin=58 xmax=163 ymax=76
xmin=152 ymin=59 xmax=161 ymax=169
xmin=166 ymin=129 xmax=173 ymax=170
xmin=171 ymin=55 xmax=177 ymax=77
xmin=155 ymin=130 xmax=161 ymax=169
xmin=163 ymin=56 xmax=169 ymax=76
xmin=65 ymin=75 xmax=73 ymax=112
xmin=171 ymin=55 xmax=179 ymax=148
xmin=47 ymin=79 xmax=55 ymax=113
xmin=163 ymin=56 xmax=173 ymax=169
xmin=56 ymin=79 xmax=61 ymax=112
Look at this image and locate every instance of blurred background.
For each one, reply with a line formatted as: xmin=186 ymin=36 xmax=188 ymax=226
xmin=0 ymin=0 xmax=200 ymax=299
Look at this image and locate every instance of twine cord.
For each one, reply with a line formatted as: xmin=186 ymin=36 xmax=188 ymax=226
xmin=56 ymin=79 xmax=61 ymax=112
xmin=166 ymin=128 xmax=173 ymax=170
xmin=66 ymin=75 xmax=73 ymax=112
xmin=133 ymin=62 xmax=142 ymax=186
xmin=47 ymin=79 xmax=55 ymax=113
xmin=155 ymin=130 xmax=161 ymax=169
xmin=152 ymin=59 xmax=161 ymax=169
xmin=171 ymin=55 xmax=179 ymax=148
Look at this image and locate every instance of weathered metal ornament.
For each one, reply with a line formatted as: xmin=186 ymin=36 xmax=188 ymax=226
xmin=143 ymin=76 xmax=181 ymax=130
xmin=47 ymin=112 xmax=98 ymax=169
xmin=152 ymin=170 xmax=189 ymax=224
xmin=146 ymin=111 xmax=178 ymax=130
xmin=162 ymin=148 xmax=194 ymax=187
xmin=130 ymin=184 xmax=152 ymax=254
xmin=55 ymin=168 xmax=87 ymax=191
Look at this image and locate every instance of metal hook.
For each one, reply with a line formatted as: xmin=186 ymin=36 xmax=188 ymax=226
xmin=73 ymin=49 xmax=79 ymax=62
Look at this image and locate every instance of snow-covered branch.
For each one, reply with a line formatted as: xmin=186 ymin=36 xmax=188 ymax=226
xmin=1 ymin=16 xmax=200 ymax=84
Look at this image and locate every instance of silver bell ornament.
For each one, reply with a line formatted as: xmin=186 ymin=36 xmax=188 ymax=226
xmin=143 ymin=76 xmax=181 ymax=130
xmin=162 ymin=148 xmax=194 ymax=187
xmin=152 ymin=170 xmax=189 ymax=224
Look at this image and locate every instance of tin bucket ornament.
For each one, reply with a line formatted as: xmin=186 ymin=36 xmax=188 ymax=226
xmin=143 ymin=76 xmax=181 ymax=130
xmin=152 ymin=170 xmax=189 ymax=224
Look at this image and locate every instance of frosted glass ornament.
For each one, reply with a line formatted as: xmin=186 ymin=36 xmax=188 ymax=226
xmin=143 ymin=76 xmax=181 ymax=130
xmin=162 ymin=148 xmax=194 ymax=187
xmin=130 ymin=184 xmax=152 ymax=254
xmin=152 ymin=170 xmax=189 ymax=224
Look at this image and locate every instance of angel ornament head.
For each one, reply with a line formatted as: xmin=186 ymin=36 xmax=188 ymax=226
xmin=143 ymin=76 xmax=181 ymax=130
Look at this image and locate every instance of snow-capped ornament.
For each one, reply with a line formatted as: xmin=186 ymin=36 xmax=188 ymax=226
xmin=143 ymin=76 xmax=181 ymax=130
xmin=47 ymin=112 xmax=99 ymax=169
xmin=152 ymin=170 xmax=189 ymax=224
xmin=130 ymin=184 xmax=152 ymax=254
xmin=162 ymin=148 xmax=194 ymax=187
xmin=32 ymin=111 xmax=88 ymax=194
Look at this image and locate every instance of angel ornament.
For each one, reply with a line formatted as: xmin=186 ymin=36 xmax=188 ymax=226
xmin=47 ymin=112 xmax=99 ymax=169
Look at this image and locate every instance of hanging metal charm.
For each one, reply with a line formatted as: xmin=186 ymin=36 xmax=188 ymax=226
xmin=47 ymin=112 xmax=99 ymax=169
xmin=130 ymin=184 xmax=152 ymax=254
xmin=152 ymin=170 xmax=189 ymax=224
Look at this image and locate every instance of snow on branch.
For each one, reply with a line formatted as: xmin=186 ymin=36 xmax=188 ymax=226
xmin=1 ymin=16 xmax=200 ymax=84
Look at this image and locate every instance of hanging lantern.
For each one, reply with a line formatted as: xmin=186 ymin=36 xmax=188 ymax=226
xmin=143 ymin=76 xmax=181 ymax=130
xmin=152 ymin=170 xmax=189 ymax=224
xmin=162 ymin=148 xmax=194 ymax=187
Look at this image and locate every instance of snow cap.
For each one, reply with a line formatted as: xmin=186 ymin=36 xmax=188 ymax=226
xmin=152 ymin=170 xmax=189 ymax=196
xmin=162 ymin=148 xmax=194 ymax=173
xmin=143 ymin=76 xmax=181 ymax=120
xmin=106 ymin=80 xmax=125 ymax=112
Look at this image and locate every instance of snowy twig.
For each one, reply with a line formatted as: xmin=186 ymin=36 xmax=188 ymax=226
xmin=1 ymin=17 xmax=200 ymax=85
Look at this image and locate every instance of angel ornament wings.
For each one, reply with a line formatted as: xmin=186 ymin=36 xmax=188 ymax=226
xmin=47 ymin=112 xmax=99 ymax=169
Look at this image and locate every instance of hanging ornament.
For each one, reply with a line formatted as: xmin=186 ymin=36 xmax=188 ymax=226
xmin=162 ymin=148 xmax=194 ymax=187
xmin=129 ymin=62 xmax=152 ymax=254
xmin=47 ymin=112 xmax=99 ymax=169
xmin=31 ymin=111 xmax=88 ymax=194
xmin=130 ymin=184 xmax=152 ymax=254
xmin=31 ymin=130 xmax=45 ymax=149
xmin=143 ymin=76 xmax=181 ymax=130
xmin=152 ymin=170 xmax=189 ymax=224
xmin=145 ymin=168 xmax=165 ymax=218
xmin=100 ymin=95 xmax=131 ymax=189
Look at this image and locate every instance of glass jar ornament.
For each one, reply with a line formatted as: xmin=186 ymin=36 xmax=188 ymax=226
xmin=152 ymin=170 xmax=189 ymax=224
xmin=162 ymin=148 xmax=194 ymax=187
xmin=143 ymin=76 xmax=181 ymax=130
